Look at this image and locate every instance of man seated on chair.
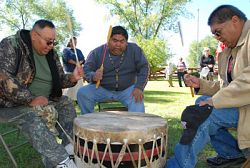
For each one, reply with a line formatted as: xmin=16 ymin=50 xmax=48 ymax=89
xmin=77 ymin=26 xmax=149 ymax=114
xmin=167 ymin=5 xmax=250 ymax=168
xmin=0 ymin=19 xmax=83 ymax=168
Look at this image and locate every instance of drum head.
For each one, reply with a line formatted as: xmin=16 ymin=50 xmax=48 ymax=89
xmin=74 ymin=111 xmax=167 ymax=143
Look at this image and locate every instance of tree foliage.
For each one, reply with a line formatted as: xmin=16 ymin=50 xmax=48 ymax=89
xmin=136 ymin=37 xmax=169 ymax=77
xmin=95 ymin=0 xmax=191 ymax=75
xmin=0 ymin=0 xmax=82 ymax=50
xmin=187 ymin=35 xmax=218 ymax=67
xmin=96 ymin=0 xmax=191 ymax=39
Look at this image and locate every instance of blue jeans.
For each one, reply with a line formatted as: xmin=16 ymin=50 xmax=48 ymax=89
xmin=77 ymin=84 xmax=145 ymax=114
xmin=167 ymin=95 xmax=244 ymax=168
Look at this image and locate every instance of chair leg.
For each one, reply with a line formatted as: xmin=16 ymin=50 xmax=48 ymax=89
xmin=98 ymin=102 xmax=101 ymax=112
xmin=0 ymin=134 xmax=18 ymax=168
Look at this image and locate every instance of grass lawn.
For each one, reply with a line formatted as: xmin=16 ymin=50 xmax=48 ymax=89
xmin=0 ymin=79 xmax=218 ymax=168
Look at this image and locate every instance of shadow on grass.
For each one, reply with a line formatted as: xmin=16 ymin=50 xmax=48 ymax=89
xmin=144 ymin=90 xmax=187 ymax=103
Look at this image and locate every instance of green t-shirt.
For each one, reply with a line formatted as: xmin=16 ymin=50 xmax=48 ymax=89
xmin=29 ymin=49 xmax=52 ymax=98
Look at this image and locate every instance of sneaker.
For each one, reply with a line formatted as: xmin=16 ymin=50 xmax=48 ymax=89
xmin=56 ymin=157 xmax=77 ymax=168
xmin=65 ymin=143 xmax=74 ymax=155
xmin=206 ymin=155 xmax=246 ymax=168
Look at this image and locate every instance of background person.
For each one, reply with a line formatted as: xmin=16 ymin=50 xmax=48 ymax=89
xmin=167 ymin=5 xmax=250 ymax=168
xmin=62 ymin=37 xmax=85 ymax=102
xmin=165 ymin=62 xmax=174 ymax=87
xmin=77 ymin=26 xmax=149 ymax=114
xmin=0 ymin=19 xmax=83 ymax=168
xmin=200 ymin=47 xmax=215 ymax=81
xmin=176 ymin=57 xmax=187 ymax=87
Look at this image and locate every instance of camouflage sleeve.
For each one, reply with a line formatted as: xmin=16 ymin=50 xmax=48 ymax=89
xmin=54 ymin=52 xmax=76 ymax=89
xmin=0 ymin=38 xmax=33 ymax=106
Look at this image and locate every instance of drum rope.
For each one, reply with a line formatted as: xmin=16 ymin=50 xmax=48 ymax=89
xmin=140 ymin=143 xmax=151 ymax=168
xmin=138 ymin=139 xmax=142 ymax=167
xmin=155 ymin=137 xmax=160 ymax=157
xmin=150 ymin=135 xmax=156 ymax=163
xmin=100 ymin=138 xmax=110 ymax=165
xmin=83 ymin=138 xmax=89 ymax=164
xmin=160 ymin=133 xmax=164 ymax=156
xmin=126 ymin=144 xmax=137 ymax=168
xmin=114 ymin=139 xmax=128 ymax=167
xmin=92 ymin=139 xmax=101 ymax=165
xmin=107 ymin=142 xmax=115 ymax=168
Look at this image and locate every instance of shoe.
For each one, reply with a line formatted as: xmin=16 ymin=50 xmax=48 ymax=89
xmin=56 ymin=157 xmax=77 ymax=168
xmin=206 ymin=155 xmax=246 ymax=168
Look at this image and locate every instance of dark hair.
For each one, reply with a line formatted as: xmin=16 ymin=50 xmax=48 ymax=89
xmin=32 ymin=19 xmax=55 ymax=30
xmin=111 ymin=26 xmax=128 ymax=40
xmin=208 ymin=5 xmax=247 ymax=26
xmin=67 ymin=36 xmax=77 ymax=47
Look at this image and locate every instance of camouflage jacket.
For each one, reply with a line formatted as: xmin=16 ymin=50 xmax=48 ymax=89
xmin=0 ymin=30 xmax=75 ymax=107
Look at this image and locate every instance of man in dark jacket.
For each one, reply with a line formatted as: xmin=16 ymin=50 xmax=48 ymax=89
xmin=0 ymin=19 xmax=83 ymax=168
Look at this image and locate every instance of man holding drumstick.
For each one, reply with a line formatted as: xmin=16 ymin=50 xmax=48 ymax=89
xmin=0 ymin=19 xmax=83 ymax=168
xmin=167 ymin=5 xmax=250 ymax=168
xmin=77 ymin=26 xmax=149 ymax=114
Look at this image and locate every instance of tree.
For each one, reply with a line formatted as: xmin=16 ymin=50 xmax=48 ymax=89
xmin=136 ymin=36 xmax=169 ymax=77
xmin=0 ymin=0 xmax=82 ymax=50
xmin=95 ymin=0 xmax=191 ymax=75
xmin=96 ymin=0 xmax=191 ymax=39
xmin=187 ymin=35 xmax=218 ymax=68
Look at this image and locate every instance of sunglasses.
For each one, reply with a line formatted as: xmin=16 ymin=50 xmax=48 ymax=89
xmin=35 ymin=31 xmax=57 ymax=46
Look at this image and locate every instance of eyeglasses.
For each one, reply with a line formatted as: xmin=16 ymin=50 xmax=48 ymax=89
xmin=212 ymin=20 xmax=230 ymax=38
xmin=35 ymin=31 xmax=57 ymax=46
xmin=213 ymin=30 xmax=222 ymax=37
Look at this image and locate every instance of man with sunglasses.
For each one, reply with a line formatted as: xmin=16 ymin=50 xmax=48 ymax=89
xmin=167 ymin=5 xmax=250 ymax=168
xmin=0 ymin=19 xmax=83 ymax=167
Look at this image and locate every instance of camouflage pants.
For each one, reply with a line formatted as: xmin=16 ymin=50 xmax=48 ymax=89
xmin=0 ymin=96 xmax=77 ymax=168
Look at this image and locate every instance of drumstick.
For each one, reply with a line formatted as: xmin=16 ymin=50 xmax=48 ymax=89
xmin=96 ymin=25 xmax=112 ymax=89
xmin=67 ymin=16 xmax=80 ymax=66
xmin=67 ymin=15 xmax=85 ymax=82
xmin=177 ymin=21 xmax=194 ymax=97
xmin=56 ymin=120 xmax=74 ymax=144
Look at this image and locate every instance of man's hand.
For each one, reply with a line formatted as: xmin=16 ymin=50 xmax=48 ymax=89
xmin=71 ymin=64 xmax=84 ymax=82
xmin=93 ymin=68 xmax=103 ymax=82
xmin=184 ymin=74 xmax=200 ymax=88
xmin=29 ymin=96 xmax=48 ymax=107
xmin=131 ymin=88 xmax=144 ymax=103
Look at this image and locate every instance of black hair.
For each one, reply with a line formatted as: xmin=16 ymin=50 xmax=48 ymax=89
xmin=67 ymin=37 xmax=77 ymax=47
xmin=32 ymin=19 xmax=55 ymax=30
xmin=111 ymin=26 xmax=128 ymax=40
xmin=208 ymin=5 xmax=247 ymax=26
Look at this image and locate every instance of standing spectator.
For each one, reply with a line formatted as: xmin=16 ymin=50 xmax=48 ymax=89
xmin=165 ymin=62 xmax=174 ymax=87
xmin=176 ymin=57 xmax=187 ymax=87
xmin=200 ymin=47 xmax=215 ymax=81
xmin=62 ymin=37 xmax=85 ymax=102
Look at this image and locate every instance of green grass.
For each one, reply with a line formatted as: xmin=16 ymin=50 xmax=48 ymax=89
xmin=0 ymin=80 xmax=219 ymax=168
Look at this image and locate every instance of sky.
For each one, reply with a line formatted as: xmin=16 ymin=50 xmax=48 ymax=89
xmin=0 ymin=0 xmax=250 ymax=65
xmin=66 ymin=0 xmax=250 ymax=65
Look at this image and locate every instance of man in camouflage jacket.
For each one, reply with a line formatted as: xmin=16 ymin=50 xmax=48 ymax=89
xmin=0 ymin=19 xmax=83 ymax=167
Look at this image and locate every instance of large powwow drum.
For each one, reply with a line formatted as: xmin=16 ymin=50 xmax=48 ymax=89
xmin=73 ymin=111 xmax=168 ymax=168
